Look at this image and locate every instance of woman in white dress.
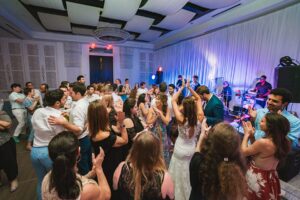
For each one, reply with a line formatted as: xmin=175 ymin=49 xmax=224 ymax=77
xmin=168 ymin=80 xmax=204 ymax=200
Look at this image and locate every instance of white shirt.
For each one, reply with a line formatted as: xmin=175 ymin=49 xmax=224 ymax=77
xmin=112 ymin=92 xmax=123 ymax=112
xmin=84 ymin=94 xmax=101 ymax=103
xmin=34 ymin=89 xmax=44 ymax=107
xmin=69 ymin=98 xmax=89 ymax=139
xmin=9 ymin=92 xmax=25 ymax=109
xmin=137 ymin=88 xmax=148 ymax=97
xmin=32 ymin=107 xmax=65 ymax=147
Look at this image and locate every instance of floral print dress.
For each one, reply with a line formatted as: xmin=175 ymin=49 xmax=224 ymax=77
xmin=246 ymin=161 xmax=281 ymax=200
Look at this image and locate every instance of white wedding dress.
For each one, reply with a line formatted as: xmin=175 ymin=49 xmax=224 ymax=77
xmin=168 ymin=122 xmax=201 ymax=200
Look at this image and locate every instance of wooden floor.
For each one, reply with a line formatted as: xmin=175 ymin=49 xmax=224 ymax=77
xmin=0 ymin=139 xmax=37 ymax=200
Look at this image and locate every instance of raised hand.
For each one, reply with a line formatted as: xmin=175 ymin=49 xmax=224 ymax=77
xmin=186 ymin=78 xmax=191 ymax=89
xmin=242 ymin=121 xmax=255 ymax=138
xmin=116 ymin=111 xmax=125 ymax=123
xmin=248 ymin=105 xmax=257 ymax=119
xmin=182 ymin=77 xmax=186 ymax=88
xmin=153 ymin=106 xmax=163 ymax=117
xmin=92 ymin=147 xmax=105 ymax=172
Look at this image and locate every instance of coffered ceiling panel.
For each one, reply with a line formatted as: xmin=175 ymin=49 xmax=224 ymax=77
xmin=38 ymin=12 xmax=71 ymax=31
xmin=101 ymin=0 xmax=142 ymax=21
xmin=66 ymin=2 xmax=101 ymax=26
xmin=189 ymin=0 xmax=240 ymax=9
xmin=137 ymin=29 xmax=162 ymax=41
xmin=140 ymin=0 xmax=190 ymax=15
xmin=21 ymin=0 xmax=65 ymax=10
xmin=155 ymin=9 xmax=196 ymax=30
xmin=124 ymin=15 xmax=154 ymax=33
xmin=72 ymin=27 xmax=94 ymax=36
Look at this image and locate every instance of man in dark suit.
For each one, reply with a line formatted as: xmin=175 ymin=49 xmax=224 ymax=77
xmin=196 ymin=85 xmax=224 ymax=126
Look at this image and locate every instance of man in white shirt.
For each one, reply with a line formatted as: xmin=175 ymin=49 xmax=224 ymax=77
xmin=8 ymin=83 xmax=26 ymax=143
xmin=124 ymin=78 xmax=131 ymax=95
xmin=137 ymin=82 xmax=148 ymax=97
xmin=59 ymin=85 xmax=73 ymax=110
xmin=112 ymin=83 xmax=123 ymax=112
xmin=31 ymin=89 xmax=67 ymax=200
xmin=85 ymin=85 xmax=101 ymax=103
xmin=25 ymin=81 xmax=43 ymax=108
xmin=77 ymin=75 xmax=85 ymax=85
xmin=48 ymin=82 xmax=92 ymax=175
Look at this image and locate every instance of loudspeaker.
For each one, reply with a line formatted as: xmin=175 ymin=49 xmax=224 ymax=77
xmin=155 ymin=71 xmax=163 ymax=84
xmin=274 ymin=66 xmax=300 ymax=103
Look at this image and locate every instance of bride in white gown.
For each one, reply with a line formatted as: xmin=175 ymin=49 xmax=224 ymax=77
xmin=168 ymin=80 xmax=204 ymax=200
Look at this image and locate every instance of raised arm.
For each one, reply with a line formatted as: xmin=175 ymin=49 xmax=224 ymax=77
xmin=241 ymin=121 xmax=262 ymax=156
xmin=186 ymin=80 xmax=204 ymax=122
xmin=172 ymin=87 xmax=185 ymax=123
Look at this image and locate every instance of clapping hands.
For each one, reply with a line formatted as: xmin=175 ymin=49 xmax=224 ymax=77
xmin=242 ymin=121 xmax=255 ymax=138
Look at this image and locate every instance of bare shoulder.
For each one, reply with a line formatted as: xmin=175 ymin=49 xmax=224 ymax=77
xmin=256 ymin=138 xmax=276 ymax=153
xmin=124 ymin=118 xmax=134 ymax=127
xmin=81 ymin=182 xmax=100 ymax=200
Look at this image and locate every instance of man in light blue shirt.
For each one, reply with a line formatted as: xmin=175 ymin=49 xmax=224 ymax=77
xmin=249 ymin=88 xmax=300 ymax=150
xmin=8 ymin=83 xmax=26 ymax=143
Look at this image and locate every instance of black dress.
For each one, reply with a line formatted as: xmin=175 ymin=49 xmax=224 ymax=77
xmin=118 ymin=162 xmax=169 ymax=200
xmin=122 ymin=116 xmax=144 ymax=159
xmin=189 ymin=152 xmax=205 ymax=200
xmin=91 ymin=132 xmax=124 ymax=190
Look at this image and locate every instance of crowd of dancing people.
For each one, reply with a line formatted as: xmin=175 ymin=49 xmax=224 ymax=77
xmin=0 ymin=74 xmax=300 ymax=200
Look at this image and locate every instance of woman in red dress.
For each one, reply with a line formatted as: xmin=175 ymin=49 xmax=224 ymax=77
xmin=241 ymin=113 xmax=290 ymax=199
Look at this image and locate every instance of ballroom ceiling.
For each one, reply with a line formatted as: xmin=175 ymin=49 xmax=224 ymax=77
xmin=0 ymin=0 xmax=298 ymax=46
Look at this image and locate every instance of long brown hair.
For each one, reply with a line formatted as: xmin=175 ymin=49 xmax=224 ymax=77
xmin=265 ymin=113 xmax=291 ymax=160
xmin=157 ymin=94 xmax=168 ymax=116
xmin=88 ymin=100 xmax=109 ymax=138
xmin=199 ymin=123 xmax=247 ymax=200
xmin=127 ymin=131 xmax=166 ymax=200
xmin=102 ymin=94 xmax=114 ymax=108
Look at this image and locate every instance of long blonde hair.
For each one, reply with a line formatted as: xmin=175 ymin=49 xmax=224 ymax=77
xmin=127 ymin=131 xmax=166 ymax=200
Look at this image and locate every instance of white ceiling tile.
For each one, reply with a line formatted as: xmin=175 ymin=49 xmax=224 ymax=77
xmin=140 ymin=0 xmax=189 ymax=15
xmin=38 ymin=12 xmax=71 ymax=31
xmin=124 ymin=15 xmax=154 ymax=33
xmin=66 ymin=2 xmax=101 ymax=26
xmin=189 ymin=0 xmax=239 ymax=9
xmin=21 ymin=0 xmax=65 ymax=10
xmin=137 ymin=30 xmax=161 ymax=41
xmin=97 ymin=21 xmax=122 ymax=29
xmin=101 ymin=0 xmax=141 ymax=21
xmin=72 ymin=27 xmax=94 ymax=36
xmin=156 ymin=9 xmax=195 ymax=30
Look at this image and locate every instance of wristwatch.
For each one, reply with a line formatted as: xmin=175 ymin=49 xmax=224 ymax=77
xmin=120 ymin=124 xmax=126 ymax=128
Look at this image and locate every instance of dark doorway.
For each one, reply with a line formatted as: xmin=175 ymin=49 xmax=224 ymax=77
xmin=89 ymin=55 xmax=113 ymax=84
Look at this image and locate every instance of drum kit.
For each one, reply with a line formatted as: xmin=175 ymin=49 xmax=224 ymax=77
xmin=241 ymin=90 xmax=265 ymax=110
